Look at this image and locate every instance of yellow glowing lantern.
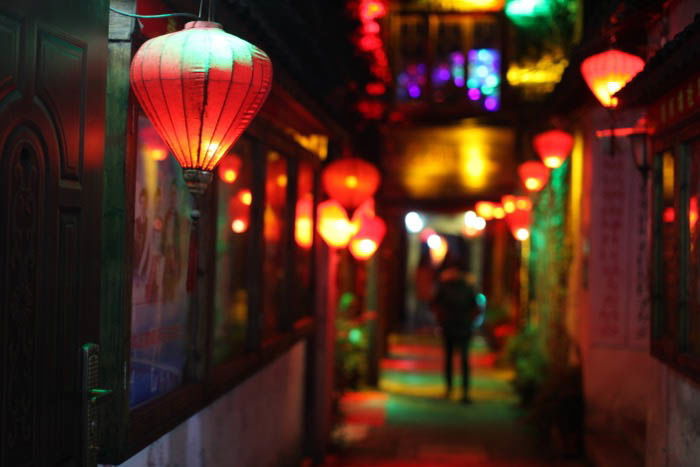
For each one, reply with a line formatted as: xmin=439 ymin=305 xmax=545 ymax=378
xmin=318 ymin=199 xmax=354 ymax=248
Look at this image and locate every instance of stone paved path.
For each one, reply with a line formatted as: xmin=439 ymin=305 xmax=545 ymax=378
xmin=323 ymin=333 xmax=588 ymax=467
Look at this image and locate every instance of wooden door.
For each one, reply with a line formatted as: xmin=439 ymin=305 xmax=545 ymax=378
xmin=0 ymin=0 xmax=108 ymax=466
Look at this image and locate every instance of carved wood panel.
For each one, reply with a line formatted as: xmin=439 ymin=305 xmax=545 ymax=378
xmin=0 ymin=1 xmax=107 ymax=466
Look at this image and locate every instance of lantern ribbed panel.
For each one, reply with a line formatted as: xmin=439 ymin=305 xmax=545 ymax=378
xmin=130 ymin=21 xmax=272 ymax=171
xmin=322 ymin=157 xmax=381 ymax=211
xmin=580 ymin=49 xmax=644 ymax=108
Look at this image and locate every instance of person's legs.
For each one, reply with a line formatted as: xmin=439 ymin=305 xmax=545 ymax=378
xmin=443 ymin=333 xmax=454 ymax=397
xmin=459 ymin=334 xmax=472 ymax=403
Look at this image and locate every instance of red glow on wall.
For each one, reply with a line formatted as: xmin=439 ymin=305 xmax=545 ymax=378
xmin=322 ymin=158 xmax=381 ymax=211
xmin=295 ymin=193 xmax=314 ymax=249
xmin=533 ymin=130 xmax=574 ymax=169
xmin=140 ymin=125 xmax=170 ymax=161
xmin=218 ymin=154 xmax=242 ymax=184
xmin=518 ymin=161 xmax=550 ymax=192
xmin=130 ymin=21 xmax=273 ymax=173
xmin=580 ymin=49 xmax=645 ymax=108
xmin=663 ymin=207 xmax=675 ymax=223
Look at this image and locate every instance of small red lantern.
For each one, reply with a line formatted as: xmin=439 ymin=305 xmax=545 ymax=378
xmin=318 ymin=199 xmax=354 ymax=248
xmin=322 ymin=158 xmax=381 ymax=212
xmin=505 ymin=208 xmax=532 ymax=241
xmin=349 ymin=215 xmax=386 ymax=261
xmin=580 ymin=49 xmax=645 ymax=109
xmin=518 ymin=161 xmax=550 ymax=192
xmin=295 ymin=193 xmax=314 ymax=249
xmin=533 ymin=130 xmax=574 ymax=169
xmin=218 ymin=154 xmax=242 ymax=184
xmin=130 ymin=21 xmax=273 ymax=195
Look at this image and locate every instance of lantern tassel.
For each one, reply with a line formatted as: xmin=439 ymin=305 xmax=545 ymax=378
xmin=187 ymin=203 xmax=201 ymax=292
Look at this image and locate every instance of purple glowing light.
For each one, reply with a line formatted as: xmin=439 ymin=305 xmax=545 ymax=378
xmin=454 ymin=76 xmax=465 ymax=87
xmin=484 ymin=96 xmax=499 ymax=111
xmin=408 ymin=85 xmax=421 ymax=98
xmin=450 ymin=52 xmax=465 ymax=65
xmin=468 ymin=88 xmax=481 ymax=100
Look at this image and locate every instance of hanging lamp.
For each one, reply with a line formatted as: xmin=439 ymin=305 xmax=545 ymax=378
xmin=518 ymin=161 xmax=550 ymax=192
xmin=505 ymin=208 xmax=532 ymax=241
xmin=580 ymin=49 xmax=644 ymax=109
xmin=349 ymin=214 xmax=386 ymax=261
xmin=318 ymin=199 xmax=354 ymax=248
xmin=322 ymin=157 xmax=381 ymax=212
xmin=130 ymin=21 xmax=273 ymax=195
xmin=130 ymin=20 xmax=272 ymax=290
xmin=533 ymin=130 xmax=573 ymax=169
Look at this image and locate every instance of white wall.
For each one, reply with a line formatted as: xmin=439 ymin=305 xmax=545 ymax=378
xmin=106 ymin=342 xmax=306 ymax=467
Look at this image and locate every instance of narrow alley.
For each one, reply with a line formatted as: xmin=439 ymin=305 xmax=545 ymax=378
xmin=325 ymin=333 xmax=585 ymax=467
xmin=2 ymin=1 xmax=700 ymax=467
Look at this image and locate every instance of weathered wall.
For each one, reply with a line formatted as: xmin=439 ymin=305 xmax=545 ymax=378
xmin=575 ymin=106 xmax=654 ymax=466
xmin=106 ymin=342 xmax=306 ymax=467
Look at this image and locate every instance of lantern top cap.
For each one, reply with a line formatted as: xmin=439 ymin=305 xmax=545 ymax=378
xmin=184 ymin=21 xmax=223 ymax=30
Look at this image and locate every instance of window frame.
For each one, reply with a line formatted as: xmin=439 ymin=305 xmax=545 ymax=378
xmin=650 ymin=116 xmax=700 ymax=382
xmin=99 ymin=95 xmax=323 ymax=465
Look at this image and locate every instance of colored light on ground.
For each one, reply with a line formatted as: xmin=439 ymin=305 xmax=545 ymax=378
xmin=580 ymin=49 xmax=645 ymax=108
xmin=405 ymin=211 xmax=425 ymax=233
xmin=231 ymin=219 xmax=248 ymax=233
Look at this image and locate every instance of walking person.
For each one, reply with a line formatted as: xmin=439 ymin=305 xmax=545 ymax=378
xmin=432 ymin=264 xmax=480 ymax=404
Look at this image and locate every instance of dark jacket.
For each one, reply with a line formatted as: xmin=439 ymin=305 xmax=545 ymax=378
xmin=433 ymin=272 xmax=478 ymax=339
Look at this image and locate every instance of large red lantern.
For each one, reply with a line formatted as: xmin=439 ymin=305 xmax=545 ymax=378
xmin=130 ymin=21 xmax=273 ymax=195
xmin=349 ymin=214 xmax=386 ymax=261
xmin=506 ymin=208 xmax=532 ymax=241
xmin=580 ymin=49 xmax=644 ymax=109
xmin=518 ymin=161 xmax=550 ymax=192
xmin=533 ymin=130 xmax=573 ymax=169
xmin=322 ymin=158 xmax=381 ymax=212
xmin=318 ymin=199 xmax=354 ymax=248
